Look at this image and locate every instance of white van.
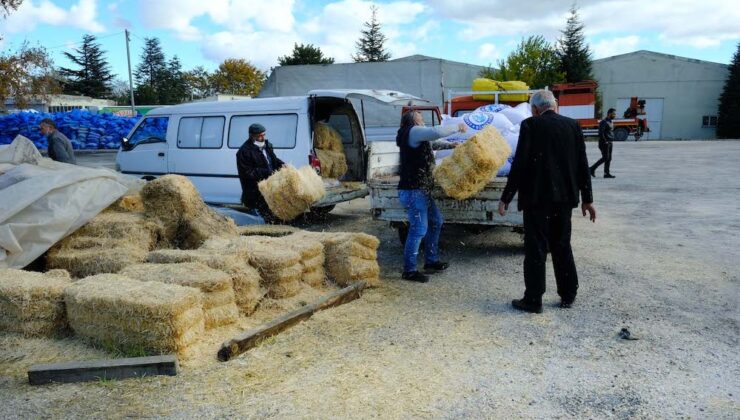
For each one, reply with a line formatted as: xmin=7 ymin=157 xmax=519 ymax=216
xmin=116 ymin=90 xmax=428 ymax=211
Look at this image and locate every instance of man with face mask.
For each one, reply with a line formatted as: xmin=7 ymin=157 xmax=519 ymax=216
xmin=236 ymin=123 xmax=285 ymax=222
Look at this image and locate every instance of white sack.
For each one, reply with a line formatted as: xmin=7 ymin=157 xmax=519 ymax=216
xmin=500 ymin=102 xmax=532 ymax=126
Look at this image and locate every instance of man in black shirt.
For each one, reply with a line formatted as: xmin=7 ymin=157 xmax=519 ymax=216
xmin=590 ymin=108 xmax=616 ymax=178
xmin=235 ymin=123 xmax=284 ymax=222
xmin=498 ymin=90 xmax=596 ymax=313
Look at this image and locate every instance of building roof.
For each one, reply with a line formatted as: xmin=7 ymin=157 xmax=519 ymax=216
xmin=595 ymin=50 xmax=728 ymax=68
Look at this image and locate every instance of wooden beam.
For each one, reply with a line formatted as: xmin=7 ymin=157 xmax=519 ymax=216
xmin=28 ymin=355 xmax=178 ymax=385
xmin=218 ymin=281 xmax=366 ymax=362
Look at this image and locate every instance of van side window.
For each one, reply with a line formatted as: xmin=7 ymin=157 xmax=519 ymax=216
xmin=326 ymin=114 xmax=354 ymax=144
xmin=228 ymin=114 xmax=298 ymax=149
xmin=177 ymin=116 xmax=225 ymax=149
xmin=128 ymin=117 xmax=169 ymax=147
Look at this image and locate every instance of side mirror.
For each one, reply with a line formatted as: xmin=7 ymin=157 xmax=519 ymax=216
xmin=121 ymin=137 xmax=131 ymax=151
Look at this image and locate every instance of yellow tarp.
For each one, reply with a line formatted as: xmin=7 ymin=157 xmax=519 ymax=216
xmin=472 ymin=79 xmax=529 ymax=102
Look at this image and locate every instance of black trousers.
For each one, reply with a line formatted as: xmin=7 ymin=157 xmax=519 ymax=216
xmin=590 ymin=142 xmax=612 ymax=175
xmin=522 ymin=206 xmax=578 ymax=304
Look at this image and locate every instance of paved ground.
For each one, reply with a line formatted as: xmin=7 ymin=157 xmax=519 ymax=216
xmin=2 ymin=141 xmax=738 ymax=418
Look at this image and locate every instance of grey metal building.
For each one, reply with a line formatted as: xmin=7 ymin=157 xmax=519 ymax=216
xmin=259 ymin=55 xmax=485 ymax=127
xmin=593 ymin=50 xmax=729 ymax=140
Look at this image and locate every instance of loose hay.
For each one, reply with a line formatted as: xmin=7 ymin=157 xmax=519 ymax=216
xmin=120 ymin=262 xmax=238 ymax=329
xmin=238 ymin=224 xmax=299 ymax=237
xmin=0 ymin=269 xmax=71 ymax=337
xmin=314 ymin=122 xmax=344 ymax=152
xmin=46 ymin=246 xmax=148 ymax=278
xmin=433 ymin=125 xmax=511 ymax=200
xmin=258 ymin=165 xmax=327 ymax=221
xmin=315 ymin=149 xmax=348 ymax=179
xmin=65 ymin=274 xmax=205 ymax=355
xmin=141 ymin=175 xmax=238 ymax=248
xmin=106 ymin=193 xmax=145 ymax=213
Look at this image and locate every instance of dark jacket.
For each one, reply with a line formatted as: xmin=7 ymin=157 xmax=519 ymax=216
xmin=235 ymin=139 xmax=284 ymax=208
xmin=598 ymin=118 xmax=614 ymax=147
xmin=47 ymin=130 xmax=76 ymax=164
xmin=397 ymin=125 xmax=435 ymax=191
xmin=501 ymin=110 xmax=593 ymax=211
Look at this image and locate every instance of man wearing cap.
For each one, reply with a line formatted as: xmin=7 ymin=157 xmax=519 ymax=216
xmin=235 ymin=123 xmax=284 ymax=222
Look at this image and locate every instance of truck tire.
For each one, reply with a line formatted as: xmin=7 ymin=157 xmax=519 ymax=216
xmin=614 ymin=127 xmax=629 ymax=142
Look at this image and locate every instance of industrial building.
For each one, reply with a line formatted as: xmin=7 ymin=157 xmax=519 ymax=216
xmin=593 ymin=50 xmax=729 ymax=140
xmin=2 ymin=94 xmax=115 ymax=114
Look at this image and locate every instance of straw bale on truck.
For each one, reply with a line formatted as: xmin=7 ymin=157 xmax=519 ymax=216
xmin=0 ymin=269 xmax=71 ymax=337
xmin=314 ymin=122 xmax=348 ymax=179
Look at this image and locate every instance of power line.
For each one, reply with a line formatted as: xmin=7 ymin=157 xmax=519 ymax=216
xmin=44 ymin=31 xmax=126 ymax=51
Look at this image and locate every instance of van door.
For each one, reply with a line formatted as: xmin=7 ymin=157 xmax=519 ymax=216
xmin=117 ymin=115 xmax=171 ymax=177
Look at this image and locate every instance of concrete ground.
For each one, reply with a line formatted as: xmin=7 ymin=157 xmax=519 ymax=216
xmin=2 ymin=141 xmax=738 ymax=418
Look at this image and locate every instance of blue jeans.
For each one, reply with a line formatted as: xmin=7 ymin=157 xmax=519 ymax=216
xmin=399 ymin=189 xmax=443 ymax=272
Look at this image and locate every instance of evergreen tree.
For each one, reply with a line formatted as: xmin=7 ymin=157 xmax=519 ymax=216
xmin=58 ymin=34 xmax=114 ymax=98
xmin=481 ymin=36 xmax=564 ymax=88
xmin=160 ymin=56 xmax=188 ymax=104
xmin=134 ymin=37 xmax=166 ymax=104
xmin=556 ymin=5 xmax=593 ymax=83
xmin=278 ymin=43 xmax=335 ymax=66
xmin=353 ymin=5 xmax=391 ymax=62
xmin=717 ymin=43 xmax=740 ymax=138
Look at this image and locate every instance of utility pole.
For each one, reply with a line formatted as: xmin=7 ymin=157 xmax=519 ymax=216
xmin=125 ymin=29 xmax=136 ymax=116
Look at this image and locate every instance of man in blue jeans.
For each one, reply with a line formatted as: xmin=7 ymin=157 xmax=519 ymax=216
xmin=397 ymin=111 xmax=466 ymax=282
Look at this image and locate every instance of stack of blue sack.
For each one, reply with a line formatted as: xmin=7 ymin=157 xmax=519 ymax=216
xmin=0 ymin=110 xmax=141 ymax=150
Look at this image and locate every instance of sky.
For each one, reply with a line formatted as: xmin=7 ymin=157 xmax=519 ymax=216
xmin=0 ymin=0 xmax=737 ymax=84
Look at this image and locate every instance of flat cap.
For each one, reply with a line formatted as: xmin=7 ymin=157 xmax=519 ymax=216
xmin=248 ymin=123 xmax=266 ymax=134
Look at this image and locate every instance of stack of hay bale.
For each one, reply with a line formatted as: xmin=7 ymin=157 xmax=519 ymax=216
xmin=65 ymin=274 xmax=205 ymax=356
xmin=248 ymin=235 xmax=326 ymax=288
xmin=314 ymin=122 xmax=348 ymax=179
xmin=141 ymin=175 xmax=238 ymax=249
xmin=290 ymin=231 xmax=380 ymax=287
xmin=258 ymin=165 xmax=326 ymax=221
xmin=120 ymin=262 xmax=239 ymax=329
xmin=433 ymin=125 xmax=511 ymax=200
xmin=46 ymin=211 xmax=161 ymax=278
xmin=0 ymin=269 xmax=71 ymax=337
xmin=147 ymin=249 xmax=263 ymax=315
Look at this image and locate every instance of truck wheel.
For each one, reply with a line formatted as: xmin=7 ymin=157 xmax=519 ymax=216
xmin=391 ymin=222 xmax=409 ymax=245
xmin=614 ymin=127 xmax=629 ymax=142
xmin=308 ymin=205 xmax=335 ymax=220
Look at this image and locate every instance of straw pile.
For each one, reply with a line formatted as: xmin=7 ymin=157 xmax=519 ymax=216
xmin=291 ymin=231 xmax=380 ymax=287
xmin=65 ymin=274 xmax=205 ymax=356
xmin=433 ymin=125 xmax=511 ymax=200
xmin=147 ymin=249 xmax=263 ymax=315
xmin=0 ymin=269 xmax=71 ymax=337
xmin=120 ymin=263 xmax=238 ymax=329
xmin=238 ymin=224 xmax=299 ymax=237
xmin=141 ymin=175 xmax=238 ymax=249
xmin=315 ymin=149 xmax=348 ymax=179
xmin=258 ymin=165 xmax=326 ymax=221
xmin=105 ymin=193 xmax=145 ymax=213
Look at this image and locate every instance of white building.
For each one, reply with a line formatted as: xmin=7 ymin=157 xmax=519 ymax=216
xmin=2 ymin=94 xmax=115 ymax=114
xmin=593 ymin=50 xmax=729 ymax=140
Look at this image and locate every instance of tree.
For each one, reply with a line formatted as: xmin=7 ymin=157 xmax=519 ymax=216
xmin=210 ymin=58 xmax=265 ymax=97
xmin=58 ymin=34 xmax=114 ymax=98
xmin=160 ymin=56 xmax=188 ymax=104
xmin=480 ymin=36 xmax=564 ymax=89
xmin=717 ymin=43 xmax=740 ymax=138
xmin=1 ymin=0 xmax=22 ymax=41
xmin=353 ymin=5 xmax=391 ymax=62
xmin=0 ymin=42 xmax=59 ymax=110
xmin=278 ymin=43 xmax=335 ymax=66
xmin=133 ymin=37 xmax=166 ymax=104
xmin=556 ymin=5 xmax=594 ymax=83
xmin=110 ymin=78 xmax=131 ymax=105
xmin=183 ymin=66 xmax=212 ymax=100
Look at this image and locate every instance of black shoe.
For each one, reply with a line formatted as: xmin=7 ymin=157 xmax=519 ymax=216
xmin=423 ymin=261 xmax=449 ymax=272
xmin=559 ymin=298 xmax=575 ymax=309
xmin=604 ymin=174 xmax=615 ymax=179
xmin=402 ymin=271 xmax=429 ymax=283
xmin=511 ymin=299 xmax=543 ymax=314
xmin=589 ymin=167 xmax=596 ymax=178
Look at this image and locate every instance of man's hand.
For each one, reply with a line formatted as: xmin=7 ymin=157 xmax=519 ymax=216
xmin=498 ymin=200 xmax=508 ymax=216
xmin=582 ymin=202 xmax=596 ymax=222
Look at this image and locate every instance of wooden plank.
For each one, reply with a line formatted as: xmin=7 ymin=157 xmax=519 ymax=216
xmin=217 ymin=282 xmax=366 ymax=362
xmin=27 ymin=355 xmax=178 ymax=385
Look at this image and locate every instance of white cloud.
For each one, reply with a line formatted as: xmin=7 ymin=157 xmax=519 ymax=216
xmin=591 ymin=35 xmax=640 ymax=58
xmin=477 ymin=43 xmax=500 ymax=61
xmin=0 ymin=0 xmax=104 ymax=33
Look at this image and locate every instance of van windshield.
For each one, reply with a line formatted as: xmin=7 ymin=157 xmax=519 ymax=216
xmin=127 ymin=117 xmax=169 ymax=148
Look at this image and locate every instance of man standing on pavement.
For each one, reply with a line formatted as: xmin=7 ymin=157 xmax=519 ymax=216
xmin=38 ymin=119 xmax=76 ymax=164
xmin=498 ymin=90 xmax=596 ymax=313
xmin=235 ymin=123 xmax=284 ymax=223
xmin=590 ymin=108 xmax=616 ymax=178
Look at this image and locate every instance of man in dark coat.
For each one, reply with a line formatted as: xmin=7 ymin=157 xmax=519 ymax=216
xmin=235 ymin=123 xmax=284 ymax=222
xmin=39 ymin=118 xmax=76 ymax=164
xmin=498 ymin=90 xmax=597 ymax=313
xmin=590 ymin=108 xmax=616 ymax=178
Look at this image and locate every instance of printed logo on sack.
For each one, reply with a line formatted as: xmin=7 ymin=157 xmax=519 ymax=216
xmin=463 ymin=112 xmax=494 ymax=130
xmin=477 ymin=104 xmax=509 ymax=113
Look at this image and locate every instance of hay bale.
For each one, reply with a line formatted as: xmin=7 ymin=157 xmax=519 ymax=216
xmin=69 ymin=212 xmax=160 ymax=251
xmin=44 ymin=269 xmax=71 ymax=280
xmin=0 ymin=269 xmax=70 ymax=337
xmin=238 ymin=224 xmax=299 ymax=237
xmin=106 ymin=193 xmax=145 ymax=213
xmin=141 ymin=175 xmax=238 ymax=248
xmin=325 ymin=255 xmax=380 ymax=287
xmin=146 ymin=249 xmax=263 ymax=315
xmin=302 ymin=267 xmax=326 ymax=287
xmin=314 ymin=122 xmax=344 ymax=152
xmin=46 ymin=246 xmax=148 ymax=278
xmin=65 ymin=274 xmax=205 ymax=355
xmin=433 ymin=125 xmax=511 ymax=200
xmin=291 ymin=231 xmax=381 ymax=287
xmin=315 ymin=149 xmax=348 ymax=179
xmin=258 ymin=165 xmax=327 ymax=221
xmin=120 ymin=262 xmax=238 ymax=329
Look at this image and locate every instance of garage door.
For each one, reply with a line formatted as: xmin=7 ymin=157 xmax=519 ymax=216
xmin=617 ymin=98 xmax=663 ymax=139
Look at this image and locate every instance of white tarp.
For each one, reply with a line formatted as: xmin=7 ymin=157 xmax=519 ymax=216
xmin=0 ymin=136 xmax=141 ymax=269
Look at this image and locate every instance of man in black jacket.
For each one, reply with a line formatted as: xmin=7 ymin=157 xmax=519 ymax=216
xmin=236 ymin=123 xmax=284 ymax=222
xmin=498 ymin=90 xmax=597 ymax=313
xmin=590 ymin=108 xmax=616 ymax=178
xmin=39 ymin=119 xmax=76 ymax=164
